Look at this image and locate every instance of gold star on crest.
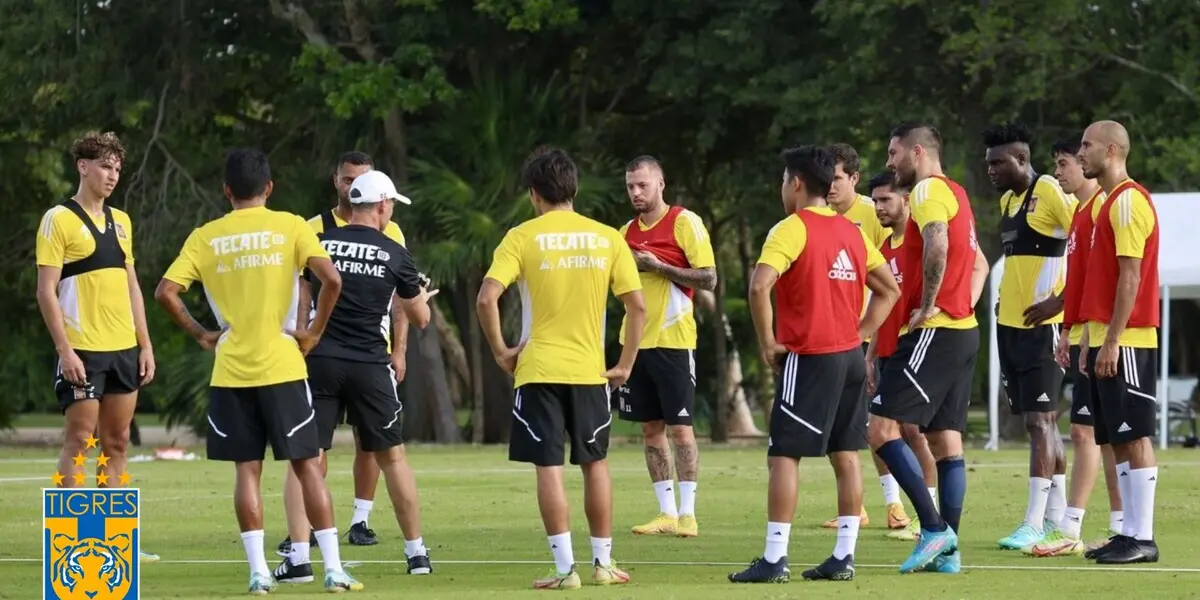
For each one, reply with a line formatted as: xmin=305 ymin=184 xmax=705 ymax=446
xmin=119 ymin=471 xmax=131 ymax=486
xmin=72 ymin=452 xmax=88 ymax=468
xmin=51 ymin=472 xmax=65 ymax=487
xmin=72 ymin=471 xmax=86 ymax=486
xmin=84 ymin=434 xmax=99 ymax=449
xmin=96 ymin=472 xmax=110 ymax=487
xmin=95 ymin=453 xmax=110 ymax=468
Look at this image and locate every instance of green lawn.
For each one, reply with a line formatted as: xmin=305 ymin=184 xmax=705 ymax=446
xmin=2 ymin=443 xmax=1198 ymax=598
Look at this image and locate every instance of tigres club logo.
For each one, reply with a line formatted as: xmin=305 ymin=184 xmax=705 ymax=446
xmin=1067 ymin=231 xmax=1076 ymax=256
xmin=43 ymin=434 xmax=140 ymax=600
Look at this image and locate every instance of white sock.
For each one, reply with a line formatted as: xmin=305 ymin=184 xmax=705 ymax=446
xmin=314 ymin=528 xmax=342 ymax=572
xmin=1109 ymin=511 xmax=1124 ymax=534
xmin=833 ymin=516 xmax=860 ymax=560
xmin=288 ymin=541 xmax=311 ymax=565
xmin=1024 ymin=477 xmax=1052 ymax=530
xmin=404 ymin=537 xmax=426 ymax=558
xmin=351 ymin=498 xmax=373 ymax=526
xmin=928 ymin=487 xmax=938 ymax=510
xmin=547 ymin=532 xmax=574 ymax=574
xmin=653 ymin=480 xmax=678 ymax=518
xmin=590 ymin=537 xmax=612 ymax=567
xmin=1116 ymin=462 xmax=1135 ymax=536
xmin=678 ymin=481 xmax=697 ymax=516
xmin=880 ymin=474 xmax=901 ymax=505
xmin=1061 ymin=507 xmax=1085 ymax=539
xmin=1047 ymin=474 xmax=1068 ymax=526
xmin=763 ymin=522 xmax=791 ymax=563
xmin=240 ymin=530 xmax=270 ymax=577
xmin=1130 ymin=467 xmax=1158 ymax=541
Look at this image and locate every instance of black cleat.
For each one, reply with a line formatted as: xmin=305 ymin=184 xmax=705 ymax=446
xmin=347 ymin=522 xmax=378 ymax=546
xmin=407 ymin=552 xmax=433 ymax=575
xmin=276 ymin=531 xmax=319 ymax=558
xmin=273 ymin=556 xmax=314 ymax=584
xmin=801 ymin=554 xmax=855 ymax=581
xmin=1096 ymin=539 xmax=1159 ymax=564
xmin=1084 ymin=535 xmax=1129 ymax=560
xmin=728 ymin=556 xmax=791 ymax=583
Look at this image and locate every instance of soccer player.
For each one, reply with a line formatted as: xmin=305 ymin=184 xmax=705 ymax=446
xmin=272 ymin=170 xmax=437 ymax=584
xmin=276 ymin=151 xmax=407 ymax=557
xmin=155 ymin=148 xmax=363 ymax=593
xmin=1076 ymin=120 xmax=1160 ymax=564
xmin=869 ymin=123 xmax=981 ymax=575
xmin=36 ymin=131 xmax=160 ymax=562
xmin=862 ymin=171 xmax=940 ymax=543
xmin=728 ymin=145 xmax=900 ymax=584
xmin=1030 ymin=135 xmax=1124 ymax=557
xmin=982 ymin=122 xmax=1077 ymax=551
xmin=616 ymin=156 xmax=716 ymax=538
xmin=821 ymin=144 xmax=905 ymax=531
xmin=476 ymin=148 xmax=646 ymax=589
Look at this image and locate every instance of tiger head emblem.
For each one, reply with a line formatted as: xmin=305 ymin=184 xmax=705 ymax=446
xmin=50 ymin=533 xmax=133 ymax=599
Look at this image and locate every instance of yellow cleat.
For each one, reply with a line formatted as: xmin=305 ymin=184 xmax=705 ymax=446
xmin=533 ymin=568 xmax=582 ymax=590
xmin=676 ymin=515 xmax=699 ymax=538
xmin=820 ymin=507 xmax=869 ymax=529
xmin=591 ymin=561 xmax=631 ymax=585
xmin=1029 ymin=529 xmax=1086 ymax=557
xmin=885 ymin=502 xmax=911 ymax=529
xmin=887 ymin=517 xmax=920 ymax=541
xmin=632 ymin=513 xmax=678 ymax=535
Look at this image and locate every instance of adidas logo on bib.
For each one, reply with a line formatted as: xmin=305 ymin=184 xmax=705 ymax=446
xmin=828 ymin=249 xmax=857 ymax=281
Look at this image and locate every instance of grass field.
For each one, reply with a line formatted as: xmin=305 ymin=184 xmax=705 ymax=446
xmin=3 ymin=443 xmax=1198 ymax=598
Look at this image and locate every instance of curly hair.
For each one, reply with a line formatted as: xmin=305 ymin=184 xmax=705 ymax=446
xmin=71 ymin=131 xmax=126 ymax=164
xmin=982 ymin=122 xmax=1034 ymax=149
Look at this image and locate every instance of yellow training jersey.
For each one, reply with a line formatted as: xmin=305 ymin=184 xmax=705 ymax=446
xmin=483 ymin=210 xmax=642 ymax=388
xmin=163 ymin=206 xmax=330 ymax=387
xmin=307 ymin=210 xmax=406 ymax=246
xmin=1087 ymin=185 xmax=1157 ymax=349
xmin=997 ymin=175 xmax=1077 ymax=328
xmin=842 ymin=194 xmax=892 ymax=340
xmin=616 ymin=209 xmax=715 ymax=349
xmin=1067 ymin=190 xmax=1104 ymax=346
xmin=909 ymin=177 xmax=977 ymax=330
xmin=35 ymin=203 xmax=137 ymax=352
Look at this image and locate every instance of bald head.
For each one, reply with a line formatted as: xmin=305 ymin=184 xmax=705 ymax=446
xmin=1078 ymin=120 xmax=1131 ymax=181
xmin=1083 ymin=120 xmax=1130 ymax=158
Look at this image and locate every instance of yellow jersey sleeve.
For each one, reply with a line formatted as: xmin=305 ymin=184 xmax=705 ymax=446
xmin=1111 ymin=189 xmax=1156 ymax=259
xmin=756 ymin=216 xmax=806 ymax=274
xmin=861 ymin=228 xmax=886 ymax=271
xmin=484 ymin=228 xmax=524 ymax=288
xmin=909 ymin=177 xmax=958 ymax=230
xmin=295 ymin=217 xmax=329 ymax=266
xmin=618 ymin=221 xmax=631 ymax=236
xmin=674 ymin=209 xmax=716 ymax=269
xmin=35 ymin=208 xmax=68 ymax=269
xmin=114 ymin=210 xmax=136 ymax=265
xmin=306 ymin=215 xmax=324 ymax=234
xmin=384 ymin=222 xmax=406 ymax=247
xmin=163 ymin=230 xmax=203 ymax=290
xmin=1042 ymin=178 xmax=1077 ymax=236
xmin=611 ymin=237 xmax=642 ymax=296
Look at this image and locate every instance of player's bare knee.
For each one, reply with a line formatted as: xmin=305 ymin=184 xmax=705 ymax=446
xmin=668 ymin=424 xmax=695 ymax=445
xmin=867 ymin=417 xmax=899 ymax=449
xmin=1024 ymin=413 xmax=1055 ymax=438
xmin=98 ymin=429 xmax=130 ymax=458
xmin=641 ymin=420 xmax=667 ymax=443
xmin=1070 ymin=424 xmax=1094 ymax=446
xmin=925 ymin=431 xmax=962 ymax=460
xmin=373 ymin=445 xmax=406 ymax=468
xmin=899 ymin=423 xmax=923 ymax=446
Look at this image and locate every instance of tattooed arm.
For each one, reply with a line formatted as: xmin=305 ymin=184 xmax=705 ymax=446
xmin=919 ymin=221 xmax=949 ymax=313
xmin=648 ymin=261 xmax=717 ymax=291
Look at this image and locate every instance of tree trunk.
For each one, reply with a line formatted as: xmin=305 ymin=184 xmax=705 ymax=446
xmin=708 ymin=222 xmax=729 ymax=442
xmin=466 ymin=273 xmax=487 ymax=443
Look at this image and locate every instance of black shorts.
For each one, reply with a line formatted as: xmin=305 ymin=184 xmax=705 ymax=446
xmin=206 ymin=380 xmax=320 ymax=462
xmin=769 ymin=348 xmax=868 ymax=459
xmin=55 ymin=347 xmax=140 ymax=411
xmin=616 ymin=348 xmax=695 ymax=426
xmin=871 ymin=327 xmax=979 ymax=433
xmin=998 ymin=324 xmax=1064 ymax=415
xmin=1068 ymin=345 xmax=1094 ymax=426
xmin=1087 ymin=346 xmax=1158 ymax=446
xmin=510 ymin=383 xmax=612 ymax=467
xmin=307 ymin=356 xmax=403 ymax=452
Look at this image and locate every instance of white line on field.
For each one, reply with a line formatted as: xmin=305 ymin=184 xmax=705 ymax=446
xmin=0 ymin=557 xmax=1195 ymax=573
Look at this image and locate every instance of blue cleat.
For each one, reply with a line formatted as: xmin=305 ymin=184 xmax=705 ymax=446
xmin=728 ymin=556 xmax=791 ymax=583
xmin=998 ymin=523 xmax=1044 ymax=551
xmin=899 ymin=527 xmax=958 ymax=573
xmin=922 ymin=549 xmax=962 ymax=574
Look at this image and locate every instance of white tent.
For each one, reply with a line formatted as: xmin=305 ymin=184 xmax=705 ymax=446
xmin=985 ymin=192 xmax=1200 ymax=450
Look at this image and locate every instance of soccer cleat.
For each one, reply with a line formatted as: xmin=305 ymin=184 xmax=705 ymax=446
xmin=728 ymin=556 xmax=790 ymax=583
xmin=272 ymin=556 xmax=314 ymax=584
xmin=276 ymin=531 xmax=318 ymax=558
xmin=676 ymin=514 xmax=699 ymax=537
xmin=921 ymin=550 xmax=962 ymax=574
xmin=899 ymin=527 xmax=958 ymax=573
xmin=1096 ymin=539 xmax=1159 ymax=564
xmin=248 ymin=573 xmax=278 ymax=596
xmin=997 ymin=523 xmax=1043 ymax=550
xmin=324 ymin=570 xmax=364 ymax=592
xmin=631 ymin=513 xmax=678 ymax=535
xmin=821 ymin=507 xmax=869 ymax=529
xmin=1028 ymin=529 xmax=1085 ymax=557
xmin=347 ymin=522 xmax=378 ymax=546
xmin=140 ymin=550 xmax=160 ymax=562
xmin=1085 ymin=534 xmax=1130 ymax=559
xmin=801 ymin=554 xmax=855 ymax=581
xmin=532 ymin=568 xmax=582 ymax=589
xmin=1084 ymin=531 xmax=1122 ymax=554
xmin=886 ymin=503 xmax=911 ymax=529
xmin=406 ymin=553 xmax=433 ymax=575
xmin=591 ymin=560 xmax=631 ymax=585
xmin=887 ymin=518 xmax=920 ymax=541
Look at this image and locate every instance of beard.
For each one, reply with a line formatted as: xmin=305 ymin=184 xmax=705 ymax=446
xmin=1081 ymin=165 xmax=1102 ymax=180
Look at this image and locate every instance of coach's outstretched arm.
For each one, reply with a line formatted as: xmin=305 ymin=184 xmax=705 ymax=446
xmin=397 ymin=284 xmax=437 ymax=330
xmin=859 ymin=262 xmax=901 ymax=341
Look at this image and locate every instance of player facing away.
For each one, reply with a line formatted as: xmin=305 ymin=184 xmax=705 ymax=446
xmin=271 ymin=170 xmax=437 ymax=585
xmin=277 ymin=151 xmax=409 ymax=557
xmin=1030 ymin=135 xmax=1124 ymax=557
xmin=869 ymin=123 xmax=984 ymax=575
xmin=729 ymin=145 xmax=900 ymax=584
xmin=476 ymin=148 xmax=646 ymax=589
xmin=35 ymin=131 xmax=159 ymax=562
xmin=822 ymin=144 xmax=907 ymax=531
xmin=1076 ymin=120 xmax=1161 ymax=565
xmin=983 ymin=122 xmax=1078 ymax=551
xmin=863 ymin=171 xmax=941 ymax=543
xmin=155 ymin=149 xmax=363 ymax=594
xmin=616 ymin=156 xmax=717 ymax=537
